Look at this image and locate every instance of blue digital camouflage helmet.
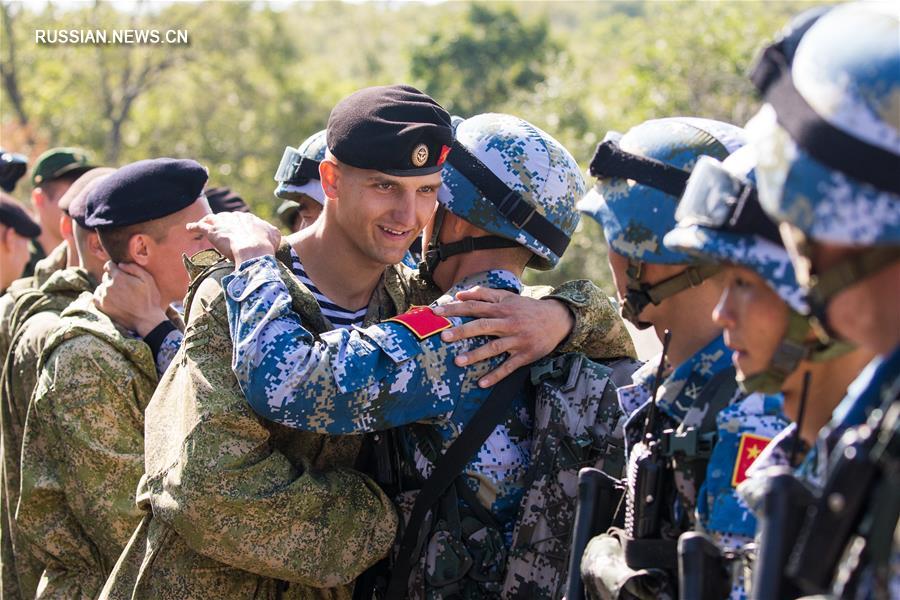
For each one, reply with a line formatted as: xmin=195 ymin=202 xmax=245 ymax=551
xmin=746 ymin=2 xmax=900 ymax=335
xmin=421 ymin=112 xmax=584 ymax=279
xmin=577 ymin=117 xmax=746 ymax=327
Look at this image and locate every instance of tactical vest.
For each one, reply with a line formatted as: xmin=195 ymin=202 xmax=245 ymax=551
xmin=502 ymin=353 xmax=640 ymax=599
xmin=391 ymin=351 xmax=639 ymax=599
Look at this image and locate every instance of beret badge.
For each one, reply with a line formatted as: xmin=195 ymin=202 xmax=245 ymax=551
xmin=412 ymin=143 xmax=429 ymax=167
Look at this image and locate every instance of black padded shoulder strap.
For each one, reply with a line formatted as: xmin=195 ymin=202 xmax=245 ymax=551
xmin=385 ymin=366 xmax=530 ymax=599
xmin=695 ymin=366 xmax=740 ymax=432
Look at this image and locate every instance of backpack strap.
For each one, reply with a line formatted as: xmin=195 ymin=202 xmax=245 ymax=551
xmin=385 ymin=366 xmax=530 ymax=599
xmin=660 ymin=367 xmax=739 ymax=460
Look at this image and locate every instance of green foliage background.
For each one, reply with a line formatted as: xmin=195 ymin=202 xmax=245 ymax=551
xmin=1 ymin=0 xmax=816 ymax=294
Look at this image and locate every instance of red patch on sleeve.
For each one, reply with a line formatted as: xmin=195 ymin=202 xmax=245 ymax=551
xmin=436 ymin=144 xmax=451 ymax=166
xmin=731 ymin=433 xmax=772 ymax=487
xmin=386 ymin=306 xmax=452 ymax=340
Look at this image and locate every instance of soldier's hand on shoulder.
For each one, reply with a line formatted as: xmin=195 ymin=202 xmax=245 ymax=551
xmin=94 ymin=261 xmax=168 ymax=336
xmin=187 ymin=212 xmax=281 ymax=266
xmin=434 ymin=286 xmax=574 ymax=387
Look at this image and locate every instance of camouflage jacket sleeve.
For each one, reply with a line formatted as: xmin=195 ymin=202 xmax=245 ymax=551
xmin=529 ymin=279 xmax=636 ymax=361
xmin=401 ymin=268 xmax=636 ymax=362
xmin=17 ymin=334 xmax=146 ymax=593
xmin=143 ymin=265 xmax=398 ymax=586
xmin=224 ymin=256 xmax=498 ymax=434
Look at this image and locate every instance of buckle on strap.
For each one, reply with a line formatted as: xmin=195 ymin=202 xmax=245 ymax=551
xmin=660 ymin=427 xmax=716 ymax=459
xmin=685 ymin=267 xmax=705 ymax=287
xmin=496 ymin=190 xmax=536 ymax=229
xmin=530 ymin=354 xmax=569 ymax=385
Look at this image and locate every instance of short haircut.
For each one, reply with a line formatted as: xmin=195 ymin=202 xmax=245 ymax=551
xmin=96 ymin=212 xmax=176 ymax=263
xmin=41 ymin=172 xmax=84 ymax=199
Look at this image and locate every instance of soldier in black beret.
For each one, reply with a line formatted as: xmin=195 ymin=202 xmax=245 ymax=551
xmin=0 ymin=192 xmax=40 ymax=292
xmin=84 ymin=157 xmax=212 ymax=307
xmin=14 ymin=158 xmax=214 ymax=598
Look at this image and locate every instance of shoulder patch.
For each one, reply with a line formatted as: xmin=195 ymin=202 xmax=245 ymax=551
xmin=386 ymin=305 xmax=452 ymax=340
xmin=731 ymin=432 xmax=771 ymax=487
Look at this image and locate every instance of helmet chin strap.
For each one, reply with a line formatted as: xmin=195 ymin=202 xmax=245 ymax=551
xmin=418 ymin=205 xmax=520 ymax=284
xmin=805 ymin=246 xmax=900 ymax=342
xmin=620 ymin=259 xmax=721 ymax=329
xmin=738 ymin=309 xmax=856 ymax=395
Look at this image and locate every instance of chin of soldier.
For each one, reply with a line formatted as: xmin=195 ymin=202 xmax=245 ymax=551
xmin=730 ymin=347 xmax=758 ymax=376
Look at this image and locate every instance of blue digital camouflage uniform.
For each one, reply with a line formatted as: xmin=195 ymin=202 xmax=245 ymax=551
xmin=224 ymin=255 xmax=637 ymax=600
xmin=582 ymin=337 xmax=787 ymax=600
xmin=741 ymin=352 xmax=890 ymax=503
xmin=226 ymin=259 xmax=534 ymax=538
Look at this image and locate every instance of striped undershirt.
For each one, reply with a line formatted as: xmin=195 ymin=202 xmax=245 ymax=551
xmin=289 ymin=248 xmax=368 ymax=329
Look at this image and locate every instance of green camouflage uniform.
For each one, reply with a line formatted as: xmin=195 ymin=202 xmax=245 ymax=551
xmin=99 ymin=248 xmax=406 ymax=600
xmin=0 ymin=243 xmax=68 ymax=363
xmin=16 ymin=291 xmax=158 ymax=599
xmin=98 ymin=246 xmax=620 ymax=600
xmin=0 ymin=266 xmax=96 ymax=600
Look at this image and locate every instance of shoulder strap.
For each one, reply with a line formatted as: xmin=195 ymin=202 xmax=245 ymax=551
xmin=661 ymin=367 xmax=739 ymax=460
xmin=385 ymin=366 xmax=530 ymax=599
xmin=606 ymin=356 xmax=643 ymax=388
xmin=695 ymin=366 xmax=739 ymax=432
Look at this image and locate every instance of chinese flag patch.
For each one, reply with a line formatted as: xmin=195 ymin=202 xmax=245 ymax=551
xmin=731 ymin=433 xmax=772 ymax=487
xmin=436 ymin=144 xmax=451 ymax=166
xmin=387 ymin=306 xmax=452 ymax=340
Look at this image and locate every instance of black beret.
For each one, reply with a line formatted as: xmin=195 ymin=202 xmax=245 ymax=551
xmin=205 ymin=186 xmax=249 ymax=214
xmin=0 ymin=150 xmax=28 ymax=193
xmin=0 ymin=194 xmax=40 ymax=238
xmin=66 ymin=169 xmax=116 ymax=229
xmin=58 ymin=167 xmax=114 ymax=214
xmin=327 ymin=84 xmax=453 ymax=177
xmin=84 ymin=158 xmax=208 ymax=229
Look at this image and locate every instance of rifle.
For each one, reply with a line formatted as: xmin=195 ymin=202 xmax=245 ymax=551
xmin=565 ymin=467 xmax=624 ymax=600
xmin=788 ymin=394 xmax=900 ymax=597
xmin=677 ymin=532 xmax=729 ymax=600
xmin=750 ymin=372 xmax=815 ymax=600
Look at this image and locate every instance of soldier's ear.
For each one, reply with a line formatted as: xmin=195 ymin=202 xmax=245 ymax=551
xmin=31 ymin=187 xmax=47 ymax=210
xmin=319 ymin=160 xmax=340 ymax=201
xmin=128 ymin=233 xmax=151 ymax=266
xmin=59 ymin=213 xmax=73 ymax=239
xmin=87 ymin=231 xmax=110 ymax=262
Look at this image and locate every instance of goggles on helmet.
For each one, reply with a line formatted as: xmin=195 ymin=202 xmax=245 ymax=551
xmin=676 ymin=156 xmax=782 ymax=244
xmin=274 ymin=146 xmax=321 ymax=187
xmin=589 ymin=139 xmax=691 ymax=198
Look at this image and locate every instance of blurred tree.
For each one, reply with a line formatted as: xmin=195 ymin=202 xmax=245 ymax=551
xmin=408 ymin=3 xmax=559 ymax=117
xmin=0 ymin=0 xmax=821 ymax=293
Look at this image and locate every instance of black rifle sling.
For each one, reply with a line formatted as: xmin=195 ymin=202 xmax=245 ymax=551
xmin=385 ymin=366 xmax=530 ymax=599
